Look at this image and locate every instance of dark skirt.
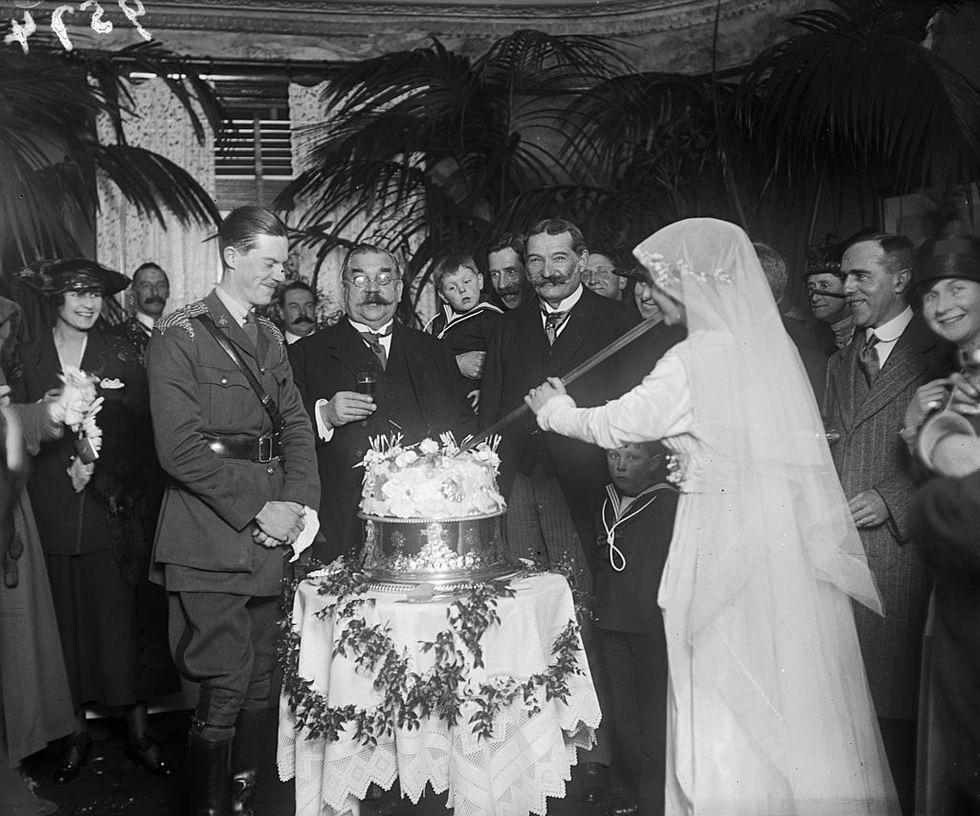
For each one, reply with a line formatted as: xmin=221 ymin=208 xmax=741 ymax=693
xmin=45 ymin=548 xmax=178 ymax=708
xmin=0 ymin=495 xmax=74 ymax=767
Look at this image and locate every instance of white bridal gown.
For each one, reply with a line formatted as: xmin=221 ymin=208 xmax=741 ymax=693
xmin=538 ymin=332 xmax=900 ymax=816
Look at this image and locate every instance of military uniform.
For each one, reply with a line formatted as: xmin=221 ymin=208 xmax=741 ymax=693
xmin=146 ymin=289 xmax=319 ymax=740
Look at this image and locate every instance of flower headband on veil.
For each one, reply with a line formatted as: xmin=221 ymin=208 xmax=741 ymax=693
xmin=632 ymin=248 xmax=735 ymax=291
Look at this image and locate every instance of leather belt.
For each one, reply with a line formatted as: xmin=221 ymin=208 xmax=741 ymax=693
xmin=207 ymin=434 xmax=281 ymax=463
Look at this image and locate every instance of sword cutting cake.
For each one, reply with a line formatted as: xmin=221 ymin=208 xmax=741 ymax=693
xmin=358 ymin=433 xmax=512 ymax=584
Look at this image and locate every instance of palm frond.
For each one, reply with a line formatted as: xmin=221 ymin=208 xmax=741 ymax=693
xmin=93 ymin=144 xmax=221 ymax=226
xmin=739 ymin=0 xmax=980 ymax=185
xmin=0 ymin=35 xmax=220 ymax=268
xmin=84 ymin=40 xmax=224 ymax=146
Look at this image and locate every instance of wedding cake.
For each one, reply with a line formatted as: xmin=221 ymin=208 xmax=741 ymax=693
xmin=358 ymin=434 xmax=512 ymax=584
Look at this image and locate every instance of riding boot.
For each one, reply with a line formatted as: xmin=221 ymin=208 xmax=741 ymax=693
xmin=188 ymin=733 xmax=232 ymax=816
xmin=231 ymin=708 xmax=269 ymax=816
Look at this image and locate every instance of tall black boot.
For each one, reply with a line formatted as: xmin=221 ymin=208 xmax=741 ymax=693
xmin=231 ymin=708 xmax=270 ymax=816
xmin=188 ymin=734 xmax=232 ymax=816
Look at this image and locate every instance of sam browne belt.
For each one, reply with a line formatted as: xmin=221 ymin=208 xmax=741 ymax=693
xmin=207 ymin=434 xmax=282 ymax=463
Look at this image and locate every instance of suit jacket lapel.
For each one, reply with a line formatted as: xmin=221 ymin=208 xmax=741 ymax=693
xmin=328 ymin=319 xmax=384 ymax=378
xmin=33 ymin=331 xmax=61 ymax=385
xmin=513 ymin=304 xmax=548 ymax=383
xmin=545 ymin=295 xmax=596 ymax=375
xmin=80 ymin=327 xmax=111 ymax=377
xmin=855 ymin=317 xmax=933 ymax=426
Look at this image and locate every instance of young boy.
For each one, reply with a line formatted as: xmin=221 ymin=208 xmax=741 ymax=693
xmin=594 ymin=440 xmax=678 ymax=816
xmin=425 ymin=251 xmax=502 ymax=410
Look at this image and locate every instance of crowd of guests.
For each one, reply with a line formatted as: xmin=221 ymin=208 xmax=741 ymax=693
xmin=1 ymin=205 xmax=980 ymax=816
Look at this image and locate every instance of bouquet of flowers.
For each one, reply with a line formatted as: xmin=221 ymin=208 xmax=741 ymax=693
xmin=59 ymin=366 xmax=103 ymax=492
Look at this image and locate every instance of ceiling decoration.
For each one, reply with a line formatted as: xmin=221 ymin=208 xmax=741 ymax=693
xmin=23 ymin=0 xmax=813 ymax=71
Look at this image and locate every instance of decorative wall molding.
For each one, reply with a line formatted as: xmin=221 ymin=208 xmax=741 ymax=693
xmin=107 ymin=0 xmax=792 ymax=36
xmin=12 ymin=0 xmax=813 ymax=71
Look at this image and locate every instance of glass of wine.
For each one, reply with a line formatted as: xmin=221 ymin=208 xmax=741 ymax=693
xmin=356 ymin=371 xmax=377 ymax=396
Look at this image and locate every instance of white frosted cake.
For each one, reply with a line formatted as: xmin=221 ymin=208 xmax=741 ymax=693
xmin=358 ymin=434 xmax=511 ymax=583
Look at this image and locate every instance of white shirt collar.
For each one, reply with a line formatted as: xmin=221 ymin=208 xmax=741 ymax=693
xmin=348 ymin=317 xmax=394 ymax=335
xmin=867 ymin=306 xmax=912 ymax=343
xmin=135 ymin=311 xmax=155 ymax=331
xmin=214 ymin=285 xmax=253 ymax=328
xmin=539 ymin=284 xmax=584 ymax=314
xmin=284 ymin=329 xmax=305 ymax=345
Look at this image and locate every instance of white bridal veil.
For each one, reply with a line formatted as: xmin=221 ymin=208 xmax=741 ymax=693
xmin=633 ymin=218 xmax=882 ymax=628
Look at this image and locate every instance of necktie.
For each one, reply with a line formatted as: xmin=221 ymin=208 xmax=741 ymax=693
xmin=243 ymin=312 xmax=259 ymax=347
xmin=858 ymin=331 xmax=880 ymax=386
xmin=359 ymin=329 xmax=390 ymax=369
xmin=542 ymin=310 xmax=569 ymax=346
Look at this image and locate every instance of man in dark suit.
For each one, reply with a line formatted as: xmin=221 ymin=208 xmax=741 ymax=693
xmin=108 ymin=262 xmax=170 ymax=363
xmin=824 ymin=232 xmax=949 ymax=814
xmin=289 ymin=244 xmax=475 ymax=564
xmin=147 ymin=207 xmax=320 ymax=816
xmin=480 ymin=218 xmax=638 ymax=803
xmin=480 ymin=218 xmax=639 ymax=574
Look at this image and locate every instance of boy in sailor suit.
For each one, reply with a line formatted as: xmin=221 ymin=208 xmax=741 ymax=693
xmin=593 ymin=441 xmax=678 ymax=816
xmin=424 ymin=251 xmax=502 ymax=411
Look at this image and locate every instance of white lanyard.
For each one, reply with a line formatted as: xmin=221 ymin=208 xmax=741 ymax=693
xmin=600 ymin=483 xmax=670 ymax=572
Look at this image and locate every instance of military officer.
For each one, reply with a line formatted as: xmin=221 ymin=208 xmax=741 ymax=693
xmin=146 ymin=207 xmax=319 ymax=816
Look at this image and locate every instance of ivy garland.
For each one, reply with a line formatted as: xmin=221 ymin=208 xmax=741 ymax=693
xmin=279 ymin=557 xmax=585 ymax=745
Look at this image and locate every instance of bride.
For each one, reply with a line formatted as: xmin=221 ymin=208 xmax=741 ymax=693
xmin=525 ymin=218 xmax=899 ymax=815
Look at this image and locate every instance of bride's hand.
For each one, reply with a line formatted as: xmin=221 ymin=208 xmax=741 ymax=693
xmin=524 ymin=377 xmax=567 ymax=415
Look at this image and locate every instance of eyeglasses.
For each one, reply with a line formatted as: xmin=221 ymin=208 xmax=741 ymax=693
xmin=345 ymin=271 xmax=398 ymax=288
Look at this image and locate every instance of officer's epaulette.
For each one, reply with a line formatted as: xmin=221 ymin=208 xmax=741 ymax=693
xmin=256 ymin=313 xmax=285 ymax=351
xmin=156 ymin=300 xmax=209 ymax=338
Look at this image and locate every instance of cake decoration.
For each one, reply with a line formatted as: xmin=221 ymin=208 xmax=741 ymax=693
xmin=359 ymin=432 xmax=506 ymax=520
xmin=357 ymin=433 xmax=512 ymax=584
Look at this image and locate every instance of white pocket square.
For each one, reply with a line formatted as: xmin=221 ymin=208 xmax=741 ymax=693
xmin=99 ymin=378 xmax=124 ymax=389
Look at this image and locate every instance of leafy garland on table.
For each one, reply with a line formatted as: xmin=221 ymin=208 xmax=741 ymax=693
xmin=279 ymin=556 xmax=585 ymax=745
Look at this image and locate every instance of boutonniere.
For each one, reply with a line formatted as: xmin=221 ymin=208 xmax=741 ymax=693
xmin=99 ymin=377 xmax=124 ymax=390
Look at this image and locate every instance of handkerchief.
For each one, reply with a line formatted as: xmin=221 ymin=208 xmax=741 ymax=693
xmin=289 ymin=506 xmax=320 ymax=562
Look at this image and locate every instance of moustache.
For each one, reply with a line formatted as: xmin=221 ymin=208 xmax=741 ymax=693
xmin=809 ymin=290 xmax=847 ymax=301
xmin=291 ymin=316 xmax=315 ymax=325
xmin=498 ymin=286 xmax=521 ymax=297
xmin=537 ymin=274 xmax=571 ymax=286
xmin=363 ymin=293 xmax=393 ymax=306
xmin=142 ymin=296 xmax=165 ymax=305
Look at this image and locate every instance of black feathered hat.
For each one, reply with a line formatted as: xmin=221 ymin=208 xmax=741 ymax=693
xmin=19 ymin=259 xmax=130 ymax=297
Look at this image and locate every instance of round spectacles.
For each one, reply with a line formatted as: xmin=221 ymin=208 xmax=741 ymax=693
xmin=346 ymin=272 xmax=398 ymax=288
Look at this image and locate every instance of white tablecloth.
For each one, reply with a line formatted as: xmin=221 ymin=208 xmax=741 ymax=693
xmin=277 ymin=571 xmax=600 ymax=816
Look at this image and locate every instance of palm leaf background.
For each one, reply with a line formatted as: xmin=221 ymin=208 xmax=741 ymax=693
xmin=0 ymin=34 xmax=222 ymax=338
xmin=279 ymin=0 xmax=980 ymax=317
xmin=276 ymin=30 xmax=630 ymax=309
xmin=0 ymin=36 xmax=221 ymax=272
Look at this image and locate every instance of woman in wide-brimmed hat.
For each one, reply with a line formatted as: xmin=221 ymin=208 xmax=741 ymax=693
xmin=11 ymin=259 xmax=178 ymax=784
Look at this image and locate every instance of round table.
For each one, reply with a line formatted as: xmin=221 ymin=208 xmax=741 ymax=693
xmin=277 ymin=570 xmax=600 ymax=816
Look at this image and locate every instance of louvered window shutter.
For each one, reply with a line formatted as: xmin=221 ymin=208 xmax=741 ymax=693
xmin=214 ymin=79 xmax=292 ymax=209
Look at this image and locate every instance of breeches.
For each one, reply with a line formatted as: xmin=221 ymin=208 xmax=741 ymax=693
xmin=168 ymin=591 xmax=279 ymax=741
